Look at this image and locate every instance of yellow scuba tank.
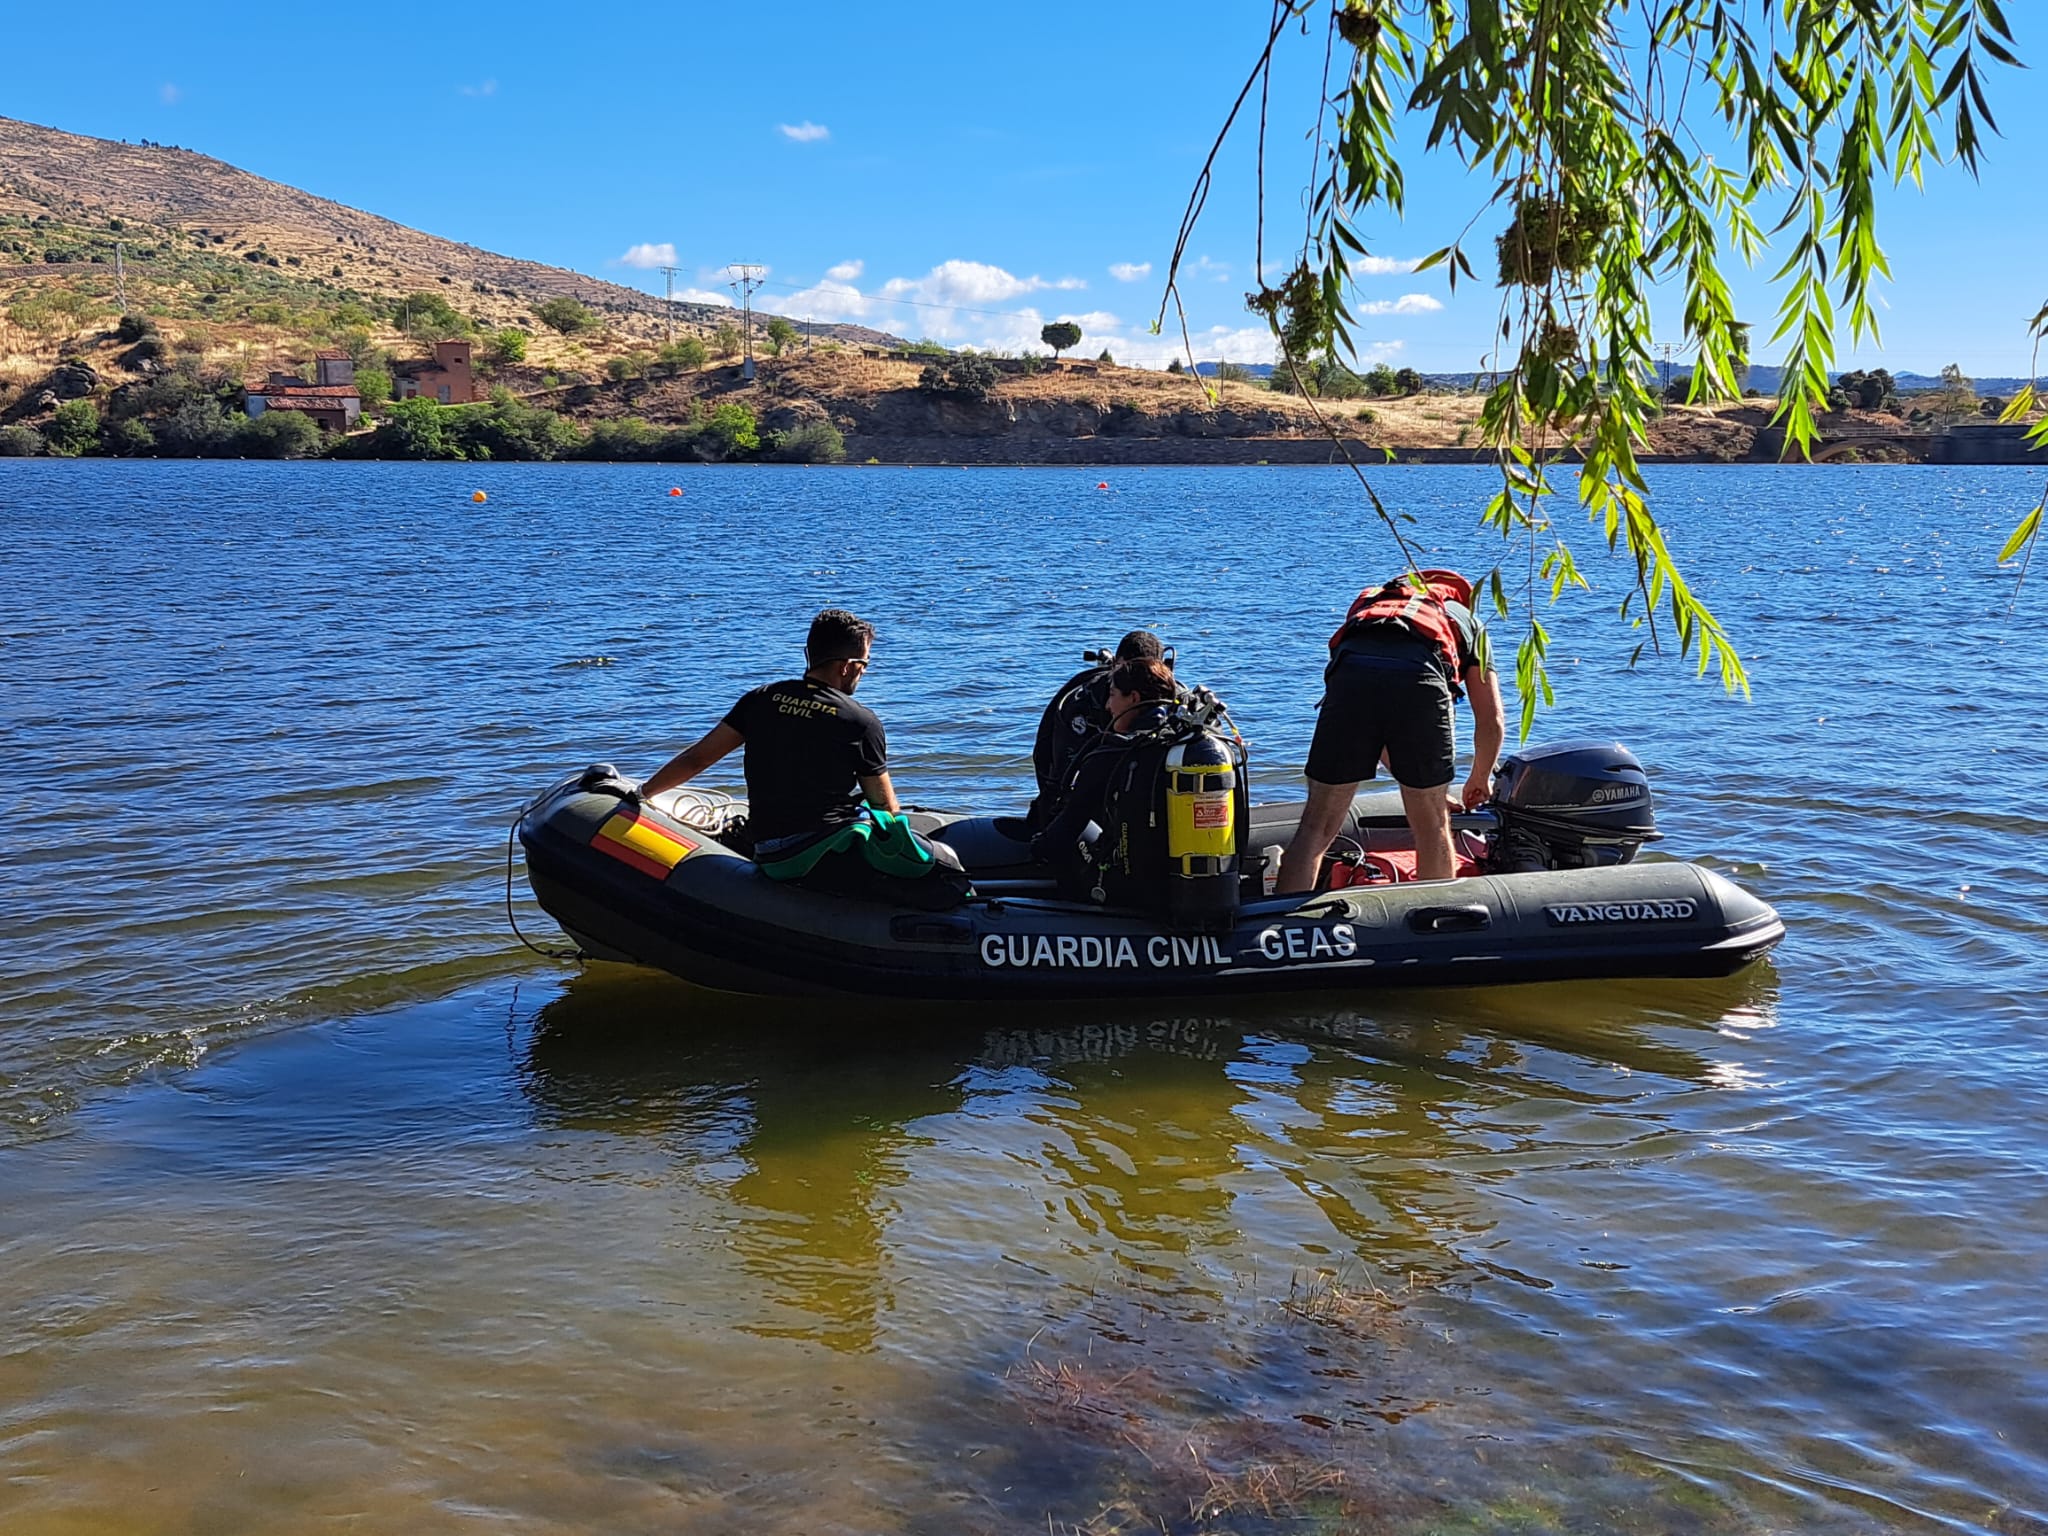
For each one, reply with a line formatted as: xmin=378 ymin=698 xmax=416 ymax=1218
xmin=1162 ymin=727 xmax=1243 ymax=933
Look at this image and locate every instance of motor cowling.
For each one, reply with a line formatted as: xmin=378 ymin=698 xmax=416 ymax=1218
xmin=1484 ymin=740 xmax=1659 ymax=873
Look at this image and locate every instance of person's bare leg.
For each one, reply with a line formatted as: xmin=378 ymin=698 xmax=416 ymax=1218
xmin=1277 ymin=779 xmax=1359 ymax=895
xmin=1400 ymin=781 xmax=1457 ymax=881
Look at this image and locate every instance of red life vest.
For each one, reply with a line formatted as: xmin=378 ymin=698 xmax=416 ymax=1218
xmin=1328 ymin=573 xmax=1471 ymax=690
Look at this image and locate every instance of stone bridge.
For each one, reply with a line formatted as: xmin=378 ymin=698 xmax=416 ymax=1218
xmin=1755 ymin=420 xmax=2045 ymax=465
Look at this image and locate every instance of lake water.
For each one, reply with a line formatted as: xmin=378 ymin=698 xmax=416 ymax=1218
xmin=2 ymin=459 xmax=2044 ymax=1534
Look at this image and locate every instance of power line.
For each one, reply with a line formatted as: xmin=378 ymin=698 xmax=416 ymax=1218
xmin=657 ymin=264 xmax=680 ymax=345
xmin=726 ymin=263 xmax=766 ymax=379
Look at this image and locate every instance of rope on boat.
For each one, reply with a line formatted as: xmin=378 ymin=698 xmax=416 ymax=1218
xmin=505 ymin=786 xmax=582 ymax=963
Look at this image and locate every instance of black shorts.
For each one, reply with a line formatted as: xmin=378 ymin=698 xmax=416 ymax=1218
xmin=1304 ymin=649 xmax=1456 ymax=789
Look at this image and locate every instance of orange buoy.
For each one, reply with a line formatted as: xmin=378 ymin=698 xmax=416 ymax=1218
xmin=471 ymin=490 xmax=488 ymax=503
xmin=1096 ymin=481 xmax=1110 ymax=490
xmin=668 ymin=487 xmax=683 ymax=497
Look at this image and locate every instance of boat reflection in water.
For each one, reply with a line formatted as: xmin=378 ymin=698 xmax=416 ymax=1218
xmin=517 ymin=966 xmax=1769 ymax=1355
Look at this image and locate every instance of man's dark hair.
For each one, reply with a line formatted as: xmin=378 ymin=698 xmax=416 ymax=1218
xmin=806 ymin=608 xmax=875 ymax=665
xmin=1109 ymin=656 xmax=1175 ymax=703
xmin=1114 ymin=629 xmax=1164 ymax=662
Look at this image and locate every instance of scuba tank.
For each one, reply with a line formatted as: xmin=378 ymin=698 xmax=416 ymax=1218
xmin=1162 ymin=725 xmax=1242 ymax=932
xmin=1079 ymin=687 xmax=1246 ymax=932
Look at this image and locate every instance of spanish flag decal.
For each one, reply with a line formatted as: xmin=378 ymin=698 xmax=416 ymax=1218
xmin=591 ymin=808 xmax=697 ymax=879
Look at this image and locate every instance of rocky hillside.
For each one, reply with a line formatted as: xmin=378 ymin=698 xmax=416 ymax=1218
xmin=539 ymin=348 xmax=1780 ymax=465
xmin=0 ymin=114 xmax=894 ymax=348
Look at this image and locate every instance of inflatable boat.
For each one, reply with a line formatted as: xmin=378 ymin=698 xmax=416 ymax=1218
xmin=516 ymin=742 xmax=1783 ymax=999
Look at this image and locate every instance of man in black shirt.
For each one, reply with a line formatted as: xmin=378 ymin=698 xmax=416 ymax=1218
xmin=641 ymin=608 xmax=897 ymax=844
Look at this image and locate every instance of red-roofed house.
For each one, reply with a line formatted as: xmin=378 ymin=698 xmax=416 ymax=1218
xmin=245 ymin=349 xmax=362 ymax=430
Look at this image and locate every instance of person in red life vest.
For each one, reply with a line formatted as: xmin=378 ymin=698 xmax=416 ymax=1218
xmin=1276 ymin=568 xmax=1505 ymax=892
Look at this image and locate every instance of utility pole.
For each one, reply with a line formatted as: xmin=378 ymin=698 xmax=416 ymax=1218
xmin=1655 ymin=340 xmax=1682 ymax=393
xmin=726 ymin=262 xmax=765 ymax=381
xmin=658 ymin=265 xmax=680 ymax=345
xmin=114 ymin=242 xmax=127 ymax=314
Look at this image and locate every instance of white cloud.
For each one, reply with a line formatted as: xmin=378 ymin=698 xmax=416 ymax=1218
xmin=1355 ymin=293 xmax=1443 ymax=316
xmin=459 ymin=79 xmax=498 ymax=98
xmin=1092 ymin=325 xmax=1278 ymax=370
xmin=159 ymin=83 xmax=181 ymax=106
xmin=778 ymin=121 xmax=830 ymax=143
xmin=1109 ymin=262 xmax=1152 ymax=282
xmin=1354 ymin=255 xmax=1420 ymax=275
xmin=617 ymin=242 xmax=677 ymax=270
xmin=674 ymin=288 xmax=730 ymax=307
xmin=779 ymin=276 xmax=871 ymax=323
xmin=825 ymin=259 xmax=863 ymax=282
xmin=880 ymin=260 xmax=1082 ymax=308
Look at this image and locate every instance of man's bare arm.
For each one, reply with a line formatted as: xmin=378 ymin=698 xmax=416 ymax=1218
xmin=1460 ymin=669 xmax=1506 ymax=809
xmin=643 ymin=722 xmax=744 ymax=799
xmin=859 ymin=771 xmax=901 ymax=814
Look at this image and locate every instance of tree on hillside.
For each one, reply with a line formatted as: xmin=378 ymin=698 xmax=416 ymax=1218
xmin=43 ymin=399 xmax=100 ymax=457
xmin=534 ymin=297 xmax=598 ymax=335
xmin=355 ymin=366 xmax=393 ymax=410
xmin=489 ymin=328 xmax=529 ymax=365
xmin=1174 ymin=1 xmax=2025 ymax=724
xmin=1040 ymin=321 xmax=1082 ymax=361
xmin=713 ymin=322 xmax=742 ymax=359
xmin=397 ymin=291 xmax=468 ymax=338
xmin=337 ymin=328 xmax=380 ymax=369
xmin=765 ymin=317 xmax=797 ymax=357
xmin=1932 ymin=362 xmax=1978 ymax=425
xmin=660 ymin=337 xmax=708 ymax=373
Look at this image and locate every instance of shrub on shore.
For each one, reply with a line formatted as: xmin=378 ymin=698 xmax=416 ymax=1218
xmin=918 ymin=354 xmax=999 ymax=401
xmin=240 ymin=410 xmax=323 ymax=459
xmin=765 ymin=420 xmax=845 ymax=463
xmin=43 ymin=399 xmax=102 ymax=457
xmin=0 ymin=423 xmax=42 ymax=456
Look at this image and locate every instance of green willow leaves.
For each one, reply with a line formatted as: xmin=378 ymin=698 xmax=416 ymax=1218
xmin=1165 ymin=1 xmax=2022 ymax=731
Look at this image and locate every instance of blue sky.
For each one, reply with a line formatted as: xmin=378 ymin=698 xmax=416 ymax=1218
xmin=3 ymin=2 xmax=2042 ymax=375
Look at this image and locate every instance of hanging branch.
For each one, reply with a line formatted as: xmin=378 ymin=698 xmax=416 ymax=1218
xmin=1169 ymin=0 xmax=2023 ymax=729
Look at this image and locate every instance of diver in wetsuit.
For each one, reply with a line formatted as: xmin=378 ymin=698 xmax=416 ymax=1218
xmin=1028 ymin=656 xmax=1179 ymax=903
xmin=1027 ymin=629 xmax=1174 ymax=832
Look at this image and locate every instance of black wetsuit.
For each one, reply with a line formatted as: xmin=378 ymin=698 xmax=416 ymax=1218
xmin=1028 ymin=703 xmax=1171 ymax=901
xmin=1028 ymin=664 xmax=1114 ymax=830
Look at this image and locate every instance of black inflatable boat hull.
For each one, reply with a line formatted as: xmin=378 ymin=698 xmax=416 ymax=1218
xmin=518 ymin=781 xmax=1783 ymax=999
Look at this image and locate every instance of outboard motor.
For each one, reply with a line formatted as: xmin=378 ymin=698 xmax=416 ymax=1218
xmin=1484 ymin=741 xmax=1660 ymax=873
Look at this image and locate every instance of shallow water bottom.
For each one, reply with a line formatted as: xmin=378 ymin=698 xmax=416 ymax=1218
xmin=5 ymin=968 xmax=2040 ymax=1535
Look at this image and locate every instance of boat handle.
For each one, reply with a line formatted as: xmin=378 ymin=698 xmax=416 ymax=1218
xmin=1407 ymin=903 xmax=1491 ymax=934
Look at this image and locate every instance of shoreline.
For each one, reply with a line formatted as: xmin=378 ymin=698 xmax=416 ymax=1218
xmin=3 ymin=444 xmax=2038 ymax=467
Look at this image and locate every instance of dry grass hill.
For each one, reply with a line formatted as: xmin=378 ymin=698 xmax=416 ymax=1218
xmin=2 ymin=112 xmax=1969 ymax=466
xmin=0 ymin=114 xmax=893 ymax=384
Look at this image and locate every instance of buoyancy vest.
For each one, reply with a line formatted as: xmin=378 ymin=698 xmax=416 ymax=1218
xmin=1032 ymin=665 xmax=1111 ymax=802
xmin=1086 ymin=718 xmax=1246 ymax=932
xmin=1329 ymin=575 xmax=1471 ymax=693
